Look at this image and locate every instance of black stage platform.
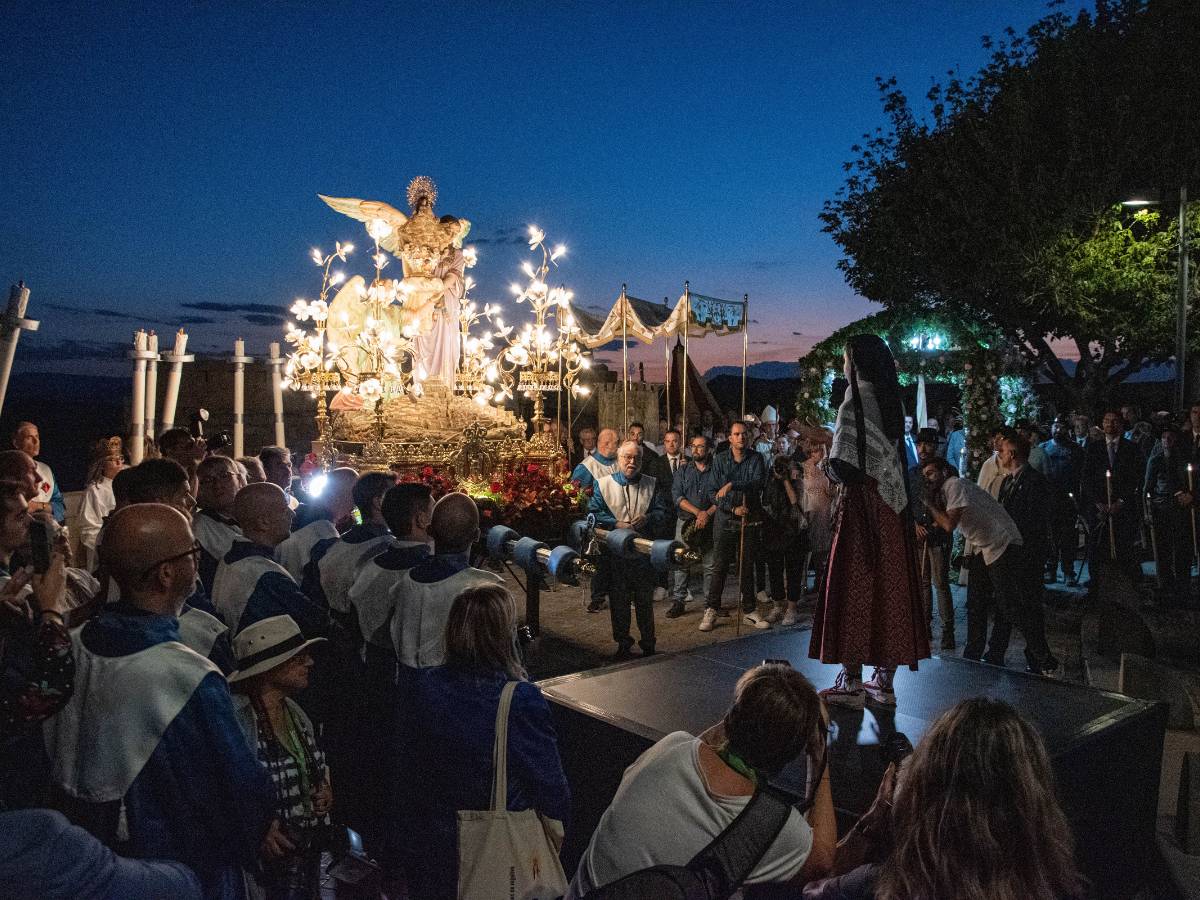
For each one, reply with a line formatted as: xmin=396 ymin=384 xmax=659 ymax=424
xmin=540 ymin=631 xmax=1168 ymax=899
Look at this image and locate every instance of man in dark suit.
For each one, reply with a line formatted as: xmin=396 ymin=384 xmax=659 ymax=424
xmin=1146 ymin=424 xmax=1195 ymax=599
xmin=1081 ymin=408 xmax=1145 ymax=584
xmin=992 ymin=432 xmax=1055 ymax=671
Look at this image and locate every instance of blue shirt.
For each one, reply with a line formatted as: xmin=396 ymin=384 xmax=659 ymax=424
xmin=672 ymin=461 xmax=721 ymax=520
xmin=1034 ymin=438 xmax=1082 ymax=493
xmin=943 ymin=429 xmax=966 ymax=468
xmin=396 ymin=667 xmax=570 ymax=900
xmin=709 ymin=448 xmax=767 ymax=529
xmin=71 ymin=606 xmax=273 ymax=900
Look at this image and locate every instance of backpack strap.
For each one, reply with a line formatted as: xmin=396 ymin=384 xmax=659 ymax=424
xmin=684 ymin=783 xmax=795 ymax=897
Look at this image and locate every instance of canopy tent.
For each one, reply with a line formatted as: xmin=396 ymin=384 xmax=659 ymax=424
xmin=564 ymin=283 xmax=749 ymax=435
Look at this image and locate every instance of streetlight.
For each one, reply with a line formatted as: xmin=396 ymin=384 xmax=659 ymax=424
xmin=1121 ymin=185 xmax=1190 ymax=410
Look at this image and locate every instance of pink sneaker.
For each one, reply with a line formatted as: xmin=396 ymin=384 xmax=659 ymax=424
xmin=819 ymin=670 xmax=865 ymax=709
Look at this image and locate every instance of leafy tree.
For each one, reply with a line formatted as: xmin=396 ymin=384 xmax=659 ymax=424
xmin=821 ymin=0 xmax=1200 ymax=411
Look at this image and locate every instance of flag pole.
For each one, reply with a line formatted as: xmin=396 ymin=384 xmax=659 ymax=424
xmin=621 ymin=284 xmax=629 ymax=434
xmin=741 ymin=294 xmax=749 ymax=420
xmin=682 ymin=282 xmax=690 ymax=445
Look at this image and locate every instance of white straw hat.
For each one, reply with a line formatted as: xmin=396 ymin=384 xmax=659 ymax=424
xmin=227 ymin=614 xmax=325 ymax=683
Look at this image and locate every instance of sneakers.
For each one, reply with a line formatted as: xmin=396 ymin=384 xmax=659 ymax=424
xmin=652 ymin=586 xmax=669 ymax=604
xmin=665 ymin=601 xmax=686 ymax=619
xmin=742 ymin=611 xmax=771 ymax=630
xmin=764 ymin=603 xmax=784 ymax=625
xmin=781 ymin=606 xmax=798 ymax=627
xmin=863 ymin=670 xmax=897 ymax=707
xmin=756 ymin=590 xmax=771 ymax=605
xmin=819 ymin=670 xmax=865 ymax=709
xmin=1029 ymin=661 xmax=1063 ymax=679
xmin=586 ymin=598 xmax=607 ymax=613
xmin=698 ymin=608 xmax=717 ymax=632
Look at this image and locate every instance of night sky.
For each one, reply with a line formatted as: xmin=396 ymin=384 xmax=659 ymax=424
xmin=2 ymin=1 xmax=1084 ymax=379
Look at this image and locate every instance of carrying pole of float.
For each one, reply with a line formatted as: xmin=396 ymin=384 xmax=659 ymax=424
xmin=741 ymin=294 xmax=749 ymax=421
xmin=621 ymin=284 xmax=629 ymax=434
xmin=681 ymin=281 xmax=690 ymax=446
xmin=230 ymin=338 xmax=253 ymax=458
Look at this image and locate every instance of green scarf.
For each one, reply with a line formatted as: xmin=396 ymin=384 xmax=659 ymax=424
xmin=716 ymin=745 xmax=758 ymax=786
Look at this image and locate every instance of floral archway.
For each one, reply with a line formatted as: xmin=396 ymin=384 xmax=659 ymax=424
xmin=796 ymin=309 xmax=1038 ymax=476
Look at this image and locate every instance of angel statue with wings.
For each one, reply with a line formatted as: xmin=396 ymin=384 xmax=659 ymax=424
xmin=319 ymin=176 xmax=471 ymax=385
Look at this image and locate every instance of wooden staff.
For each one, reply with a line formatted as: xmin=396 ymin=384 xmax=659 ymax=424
xmin=735 ymin=504 xmax=746 ymax=637
xmin=1105 ymin=469 xmax=1117 ymax=561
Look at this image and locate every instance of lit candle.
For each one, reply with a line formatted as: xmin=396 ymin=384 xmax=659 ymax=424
xmin=129 ymin=332 xmax=148 ymax=464
xmin=160 ymin=329 xmax=190 ymax=431
xmin=268 ymin=342 xmax=286 ymax=447
xmin=232 ymin=337 xmax=249 ymax=457
xmin=144 ymin=331 xmax=159 ymax=443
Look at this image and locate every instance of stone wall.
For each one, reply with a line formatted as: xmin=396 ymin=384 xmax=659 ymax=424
xmin=596 ymin=382 xmax=662 ymax=441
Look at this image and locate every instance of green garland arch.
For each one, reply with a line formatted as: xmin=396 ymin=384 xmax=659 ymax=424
xmin=796 ymin=309 xmax=1038 ymax=476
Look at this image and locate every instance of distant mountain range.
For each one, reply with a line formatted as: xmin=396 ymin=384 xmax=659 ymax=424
xmin=703 ymin=360 xmax=798 ymax=381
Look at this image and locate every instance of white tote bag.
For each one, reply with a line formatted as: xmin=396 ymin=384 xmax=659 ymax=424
xmin=457 ymin=680 xmax=569 ymax=900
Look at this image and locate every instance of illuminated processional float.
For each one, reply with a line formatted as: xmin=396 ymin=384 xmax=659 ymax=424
xmin=281 ymin=176 xmax=591 ymax=487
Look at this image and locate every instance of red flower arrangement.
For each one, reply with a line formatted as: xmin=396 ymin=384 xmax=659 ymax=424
xmin=396 ymin=464 xmax=458 ymax=500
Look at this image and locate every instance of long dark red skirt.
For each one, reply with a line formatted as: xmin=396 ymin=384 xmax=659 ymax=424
xmin=809 ymin=482 xmax=930 ymax=669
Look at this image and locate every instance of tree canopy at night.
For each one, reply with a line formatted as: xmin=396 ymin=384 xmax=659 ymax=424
xmin=821 ymin=0 xmax=1200 ymax=409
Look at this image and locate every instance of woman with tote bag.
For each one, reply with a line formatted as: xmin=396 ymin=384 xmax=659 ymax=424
xmin=395 ymin=585 xmax=570 ymax=899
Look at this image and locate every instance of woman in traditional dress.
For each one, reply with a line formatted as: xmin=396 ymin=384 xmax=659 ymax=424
xmin=810 ymin=334 xmax=929 ymax=708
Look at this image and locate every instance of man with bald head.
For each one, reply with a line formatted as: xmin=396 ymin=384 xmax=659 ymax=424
xmin=44 ymin=504 xmax=273 ymax=900
xmin=211 ymin=482 xmax=328 ymax=637
xmin=389 ymin=492 xmax=503 ymax=671
xmin=588 ymin=440 xmax=669 ymax=657
xmin=571 ymin=427 xmax=619 ymax=613
xmin=104 ymin=459 xmax=232 ymax=672
xmin=275 ymin=467 xmax=358 ymax=582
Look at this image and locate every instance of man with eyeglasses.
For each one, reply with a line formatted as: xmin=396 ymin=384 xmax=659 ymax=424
xmin=45 ymin=503 xmax=274 ymax=900
xmin=194 ymin=456 xmax=244 ymax=596
xmin=108 ymin=459 xmax=233 ymax=673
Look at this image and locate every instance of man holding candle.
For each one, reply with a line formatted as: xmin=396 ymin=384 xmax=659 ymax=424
xmin=1081 ymin=409 xmax=1145 ymax=587
xmin=1146 ymin=424 xmax=1194 ymax=599
xmin=1034 ymin=419 xmax=1084 ymax=585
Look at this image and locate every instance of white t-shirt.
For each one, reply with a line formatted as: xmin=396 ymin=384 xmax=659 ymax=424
xmin=943 ymin=476 xmax=1022 ymax=566
xmin=567 ymin=731 xmax=812 ymax=897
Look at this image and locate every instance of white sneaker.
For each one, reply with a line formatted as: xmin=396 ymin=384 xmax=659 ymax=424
xmin=652 ymin=586 xmax=669 ymax=603
xmin=743 ymin=611 xmax=771 ymax=630
xmin=698 ymin=608 xmax=717 ymax=632
xmin=781 ymin=606 xmax=798 ymax=627
xmin=819 ymin=670 xmax=865 ymax=709
xmin=764 ymin=603 xmax=784 ymax=624
xmin=863 ymin=670 xmax=897 ymax=707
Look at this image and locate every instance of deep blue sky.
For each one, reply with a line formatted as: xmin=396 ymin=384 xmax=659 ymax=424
xmin=2 ymin=1 xmax=1083 ymax=378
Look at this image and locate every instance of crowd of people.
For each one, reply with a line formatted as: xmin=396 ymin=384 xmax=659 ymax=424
xmin=0 ymin=368 xmax=1123 ymax=899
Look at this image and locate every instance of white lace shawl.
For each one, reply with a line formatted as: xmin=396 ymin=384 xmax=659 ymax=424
xmin=829 ymin=380 xmax=909 ymax=515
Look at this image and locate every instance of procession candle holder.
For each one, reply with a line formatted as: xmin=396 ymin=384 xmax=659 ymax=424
xmin=1146 ymin=491 xmax=1162 ymax=590
xmin=1105 ymin=469 xmax=1117 ymax=561
xmin=1190 ymin=464 xmax=1198 ymax=576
